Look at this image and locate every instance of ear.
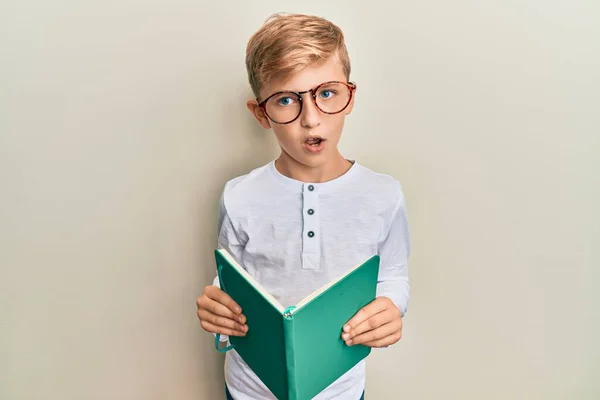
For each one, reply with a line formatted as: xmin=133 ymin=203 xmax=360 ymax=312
xmin=246 ymin=99 xmax=271 ymax=129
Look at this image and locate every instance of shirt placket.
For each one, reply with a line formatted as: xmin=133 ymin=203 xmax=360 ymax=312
xmin=301 ymin=183 xmax=320 ymax=270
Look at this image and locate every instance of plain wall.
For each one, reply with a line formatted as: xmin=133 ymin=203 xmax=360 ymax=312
xmin=1 ymin=1 xmax=598 ymax=399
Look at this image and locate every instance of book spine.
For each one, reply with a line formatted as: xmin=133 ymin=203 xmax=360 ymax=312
xmin=283 ymin=307 xmax=297 ymax=400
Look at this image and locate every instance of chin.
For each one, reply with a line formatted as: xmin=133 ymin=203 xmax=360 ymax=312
xmin=296 ymin=154 xmax=330 ymax=169
xmin=282 ymin=146 xmax=334 ymax=169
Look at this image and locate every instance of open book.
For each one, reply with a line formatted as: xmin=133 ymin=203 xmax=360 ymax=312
xmin=214 ymin=249 xmax=380 ymax=400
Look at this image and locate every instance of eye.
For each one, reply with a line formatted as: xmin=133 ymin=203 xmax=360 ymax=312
xmin=319 ymin=90 xmax=336 ymax=99
xmin=277 ymin=96 xmax=295 ymax=106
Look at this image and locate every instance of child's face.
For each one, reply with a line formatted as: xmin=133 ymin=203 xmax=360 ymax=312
xmin=247 ymin=56 xmax=355 ymax=170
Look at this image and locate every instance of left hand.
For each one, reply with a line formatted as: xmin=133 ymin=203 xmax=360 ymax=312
xmin=341 ymin=296 xmax=403 ymax=348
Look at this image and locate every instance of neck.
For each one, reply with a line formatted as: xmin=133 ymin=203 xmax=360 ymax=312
xmin=275 ymin=150 xmax=352 ymax=183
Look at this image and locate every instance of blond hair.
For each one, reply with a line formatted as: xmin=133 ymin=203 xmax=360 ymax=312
xmin=245 ymin=13 xmax=351 ymax=98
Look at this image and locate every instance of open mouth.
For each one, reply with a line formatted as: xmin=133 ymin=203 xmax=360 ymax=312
xmin=305 ymin=136 xmax=325 ymax=147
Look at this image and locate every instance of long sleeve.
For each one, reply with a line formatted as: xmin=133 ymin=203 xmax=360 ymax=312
xmin=212 ymin=191 xmax=246 ymax=287
xmin=375 ymin=189 xmax=411 ymax=317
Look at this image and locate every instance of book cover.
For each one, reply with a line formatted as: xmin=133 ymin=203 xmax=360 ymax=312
xmin=214 ymin=249 xmax=379 ymax=400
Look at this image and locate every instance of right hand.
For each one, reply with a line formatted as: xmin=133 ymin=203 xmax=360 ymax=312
xmin=196 ymin=285 xmax=248 ymax=337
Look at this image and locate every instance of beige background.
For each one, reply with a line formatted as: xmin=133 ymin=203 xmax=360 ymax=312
xmin=1 ymin=1 xmax=599 ymax=399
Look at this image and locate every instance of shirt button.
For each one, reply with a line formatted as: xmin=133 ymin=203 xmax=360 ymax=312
xmin=307 ymin=231 xmax=315 ymax=238
xmin=308 ymin=185 xmax=314 ymax=191
xmin=307 ymin=209 xmax=314 ymax=215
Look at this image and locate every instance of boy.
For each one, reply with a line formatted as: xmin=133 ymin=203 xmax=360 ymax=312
xmin=196 ymin=13 xmax=410 ymax=400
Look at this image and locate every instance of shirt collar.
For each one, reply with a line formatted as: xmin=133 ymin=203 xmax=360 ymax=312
xmin=267 ymin=159 xmax=360 ymax=194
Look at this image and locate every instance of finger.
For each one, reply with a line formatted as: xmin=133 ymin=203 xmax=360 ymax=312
xmin=342 ymin=309 xmax=390 ymax=341
xmin=197 ymin=308 xmax=248 ymax=333
xmin=362 ymin=330 xmax=403 ymax=348
xmin=200 ymin=319 xmax=247 ymax=337
xmin=346 ymin=320 xmax=401 ymax=346
xmin=205 ymin=286 xmax=243 ymax=315
xmin=199 ymin=295 xmax=246 ymax=323
xmin=343 ymin=298 xmax=388 ymax=333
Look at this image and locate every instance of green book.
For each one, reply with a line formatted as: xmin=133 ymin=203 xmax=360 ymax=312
xmin=214 ymin=249 xmax=380 ymax=400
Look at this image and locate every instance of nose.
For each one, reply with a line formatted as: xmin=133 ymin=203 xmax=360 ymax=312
xmin=299 ymin=94 xmax=321 ymax=129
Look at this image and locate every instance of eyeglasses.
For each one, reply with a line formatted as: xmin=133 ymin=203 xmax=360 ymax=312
xmin=257 ymin=81 xmax=357 ymax=124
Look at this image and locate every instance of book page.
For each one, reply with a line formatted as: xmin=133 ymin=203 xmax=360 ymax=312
xmin=218 ymin=249 xmax=285 ymax=314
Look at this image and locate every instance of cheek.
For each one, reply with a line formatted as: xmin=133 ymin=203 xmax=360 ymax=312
xmin=325 ymin=116 xmax=346 ymax=139
xmin=272 ymin=127 xmax=298 ymax=147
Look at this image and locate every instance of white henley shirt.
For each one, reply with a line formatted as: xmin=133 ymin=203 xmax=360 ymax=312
xmin=212 ymin=159 xmax=411 ymax=400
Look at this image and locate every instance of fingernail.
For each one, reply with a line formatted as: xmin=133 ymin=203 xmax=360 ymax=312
xmin=235 ymin=306 xmax=241 ymax=313
xmin=346 ymin=340 xmax=352 ymax=346
xmin=342 ymin=333 xmax=349 ymax=340
xmin=343 ymin=325 xmax=349 ymax=332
